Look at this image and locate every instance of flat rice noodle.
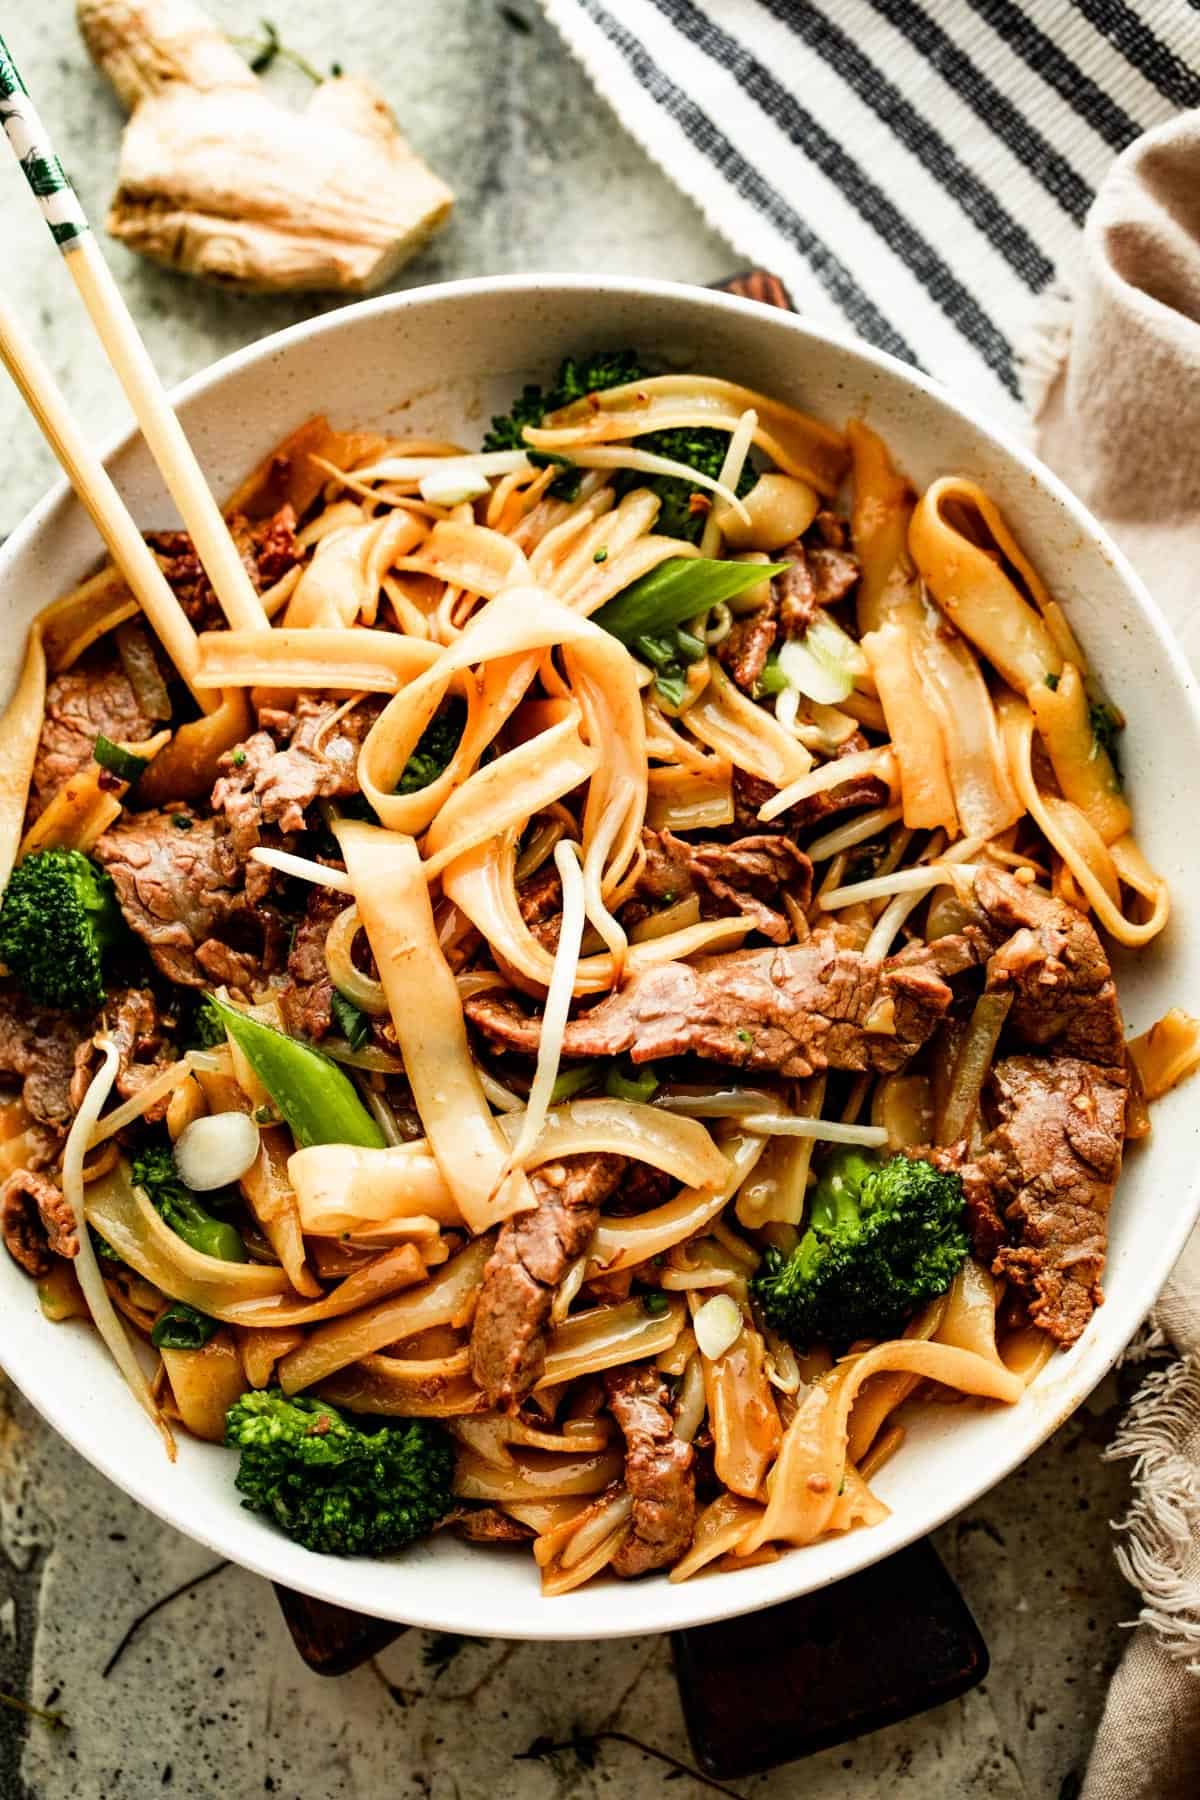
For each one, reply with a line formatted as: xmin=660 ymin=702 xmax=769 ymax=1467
xmin=704 ymin=1324 xmax=782 ymax=1498
xmin=1000 ymin=698 xmax=1169 ymax=946
xmin=136 ymin=688 xmax=254 ymax=805
xmin=37 ymin=565 xmax=138 ymax=671
xmin=290 ymin=1098 xmax=727 ymax=1237
xmin=559 ymin=533 xmax=684 ymax=621
xmin=537 ymin=1293 xmax=686 ymax=1387
xmin=526 ymin=375 xmax=849 ymax=496
xmin=0 ymin=625 xmax=47 ymax=886
xmin=738 ymin=1340 xmax=1022 ymax=1553
xmin=589 ymin=1129 xmax=766 ymax=1274
xmin=83 ymin=1160 xmax=428 ymax=1325
xmin=452 ymin=1446 xmax=624 ymax=1501
xmin=847 ymin=418 xmax=919 ymax=639
xmin=422 ymin=711 xmax=598 ymax=879
xmin=825 ymin=1462 xmax=890 ymax=1534
xmin=317 ymin=1353 xmax=485 ymax=1418
xmin=1127 ymin=1008 xmax=1200 ymax=1102
xmin=237 ymin=1324 xmax=304 ymax=1389
xmin=336 ymin=822 xmax=533 ymax=1235
xmin=275 ymin=1236 xmax=491 ymax=1394
xmin=844 ymin=1295 xmax=947 ymax=1465
xmin=734 ymin=1076 xmax=825 ymax=1228
xmin=240 ymin=1125 xmax=320 ymax=1298
xmin=284 ymin=511 xmax=426 ymax=629
xmin=1027 ymin=661 xmax=1130 ymax=844
xmin=862 ymin=621 xmax=957 ymax=834
xmin=161 ymin=1330 xmax=246 ymax=1442
xmin=684 ymin=659 xmax=813 ymax=788
xmin=441 ymin=827 xmax=749 ymax=996
xmin=222 ymin=415 xmax=388 ymax=520
xmin=393 ymin=516 xmax=527 ymax=598
xmin=646 ymin=763 xmax=734 ymax=832
xmin=910 ymin=620 xmax=1021 ymax=840
xmin=670 ymin=1492 xmax=765 ymax=1583
xmin=909 ymin=476 xmax=1063 ymax=695
xmin=194 ymin=627 xmax=440 ymax=693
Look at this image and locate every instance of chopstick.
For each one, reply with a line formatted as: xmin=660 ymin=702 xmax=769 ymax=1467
xmin=0 ymin=287 xmax=213 ymax=710
xmin=0 ymin=35 xmax=270 ymax=638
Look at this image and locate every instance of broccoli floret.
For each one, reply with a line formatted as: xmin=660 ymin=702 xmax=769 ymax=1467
xmin=482 ymin=348 xmax=642 ymax=454
xmin=633 ymin=427 xmax=757 ymax=542
xmin=753 ymin=1148 xmax=968 ymax=1350
xmin=225 ymin=1390 xmax=454 ymax=1556
xmin=0 ymin=849 xmax=124 ymax=1011
xmin=131 ymin=1140 xmax=246 ymax=1262
xmin=397 ymin=697 xmax=467 ymax=795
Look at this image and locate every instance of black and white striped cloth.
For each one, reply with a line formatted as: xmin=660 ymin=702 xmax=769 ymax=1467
xmin=539 ymin=0 xmax=1200 ymax=425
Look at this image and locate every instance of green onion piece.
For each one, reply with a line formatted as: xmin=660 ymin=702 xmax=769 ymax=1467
xmin=93 ymin=734 xmax=152 ymax=784
xmin=151 ymin=1301 xmax=218 ymax=1350
xmin=550 ymin=1063 xmax=600 ymax=1102
xmin=330 ymin=990 xmax=371 ymax=1052
xmin=675 ymin=628 xmax=708 ymax=664
xmin=641 ymin=1291 xmax=670 ymax=1317
xmin=604 ymin=1062 xmax=660 ymax=1104
xmin=633 ymin=632 xmax=680 ymax=671
xmin=208 ymin=997 xmax=385 ymax=1150
xmin=653 ymin=669 xmax=689 ymax=710
xmin=593 ymin=557 xmax=786 ymax=647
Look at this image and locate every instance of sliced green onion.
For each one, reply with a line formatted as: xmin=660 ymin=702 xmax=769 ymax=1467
xmin=208 ymin=996 xmax=385 ymax=1150
xmin=330 ymin=990 xmax=371 ymax=1052
xmin=550 ymin=1063 xmax=600 ymax=1102
xmin=151 ymin=1301 xmax=218 ymax=1350
xmin=758 ymin=653 xmax=789 ymax=696
xmin=93 ymin=734 xmax=153 ymax=784
xmin=605 ymin=1062 xmax=660 ymax=1104
xmin=594 ymin=557 xmax=786 ymax=647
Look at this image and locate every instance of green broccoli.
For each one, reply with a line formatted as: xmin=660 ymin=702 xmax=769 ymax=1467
xmin=0 ymin=849 xmax=124 ymax=1011
xmin=130 ymin=1140 xmax=247 ymax=1263
xmin=396 ymin=697 xmax=467 ymax=795
xmin=224 ymin=1390 xmax=454 ymax=1556
xmin=483 ymin=349 xmax=756 ymax=541
xmin=753 ymin=1148 xmax=968 ymax=1350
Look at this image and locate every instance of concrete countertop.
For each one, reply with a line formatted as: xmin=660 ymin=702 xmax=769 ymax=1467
xmin=0 ymin=5 xmax=1138 ymax=1795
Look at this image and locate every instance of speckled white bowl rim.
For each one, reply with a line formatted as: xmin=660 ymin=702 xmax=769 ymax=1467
xmin=1 ymin=273 xmax=1198 ymax=1642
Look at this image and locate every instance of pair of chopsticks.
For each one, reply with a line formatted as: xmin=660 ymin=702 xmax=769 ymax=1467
xmin=0 ymin=34 xmax=270 ymax=709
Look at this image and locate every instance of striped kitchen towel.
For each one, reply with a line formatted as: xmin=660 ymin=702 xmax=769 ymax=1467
xmin=538 ymin=0 xmax=1200 ymax=426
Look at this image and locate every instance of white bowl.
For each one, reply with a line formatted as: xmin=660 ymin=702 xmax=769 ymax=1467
xmin=2 ymin=275 xmax=1199 ymax=1641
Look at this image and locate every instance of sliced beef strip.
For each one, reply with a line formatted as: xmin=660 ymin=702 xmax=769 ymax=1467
xmin=469 ymin=1153 xmax=625 ymax=1407
xmin=70 ymin=987 xmax=170 ymax=1116
xmin=732 ymin=748 xmax=889 ymax=837
xmin=772 ymin=533 xmax=860 ymax=639
xmin=29 ymin=651 xmax=157 ymax=825
xmin=2 ymin=1169 xmax=78 ymax=1277
xmin=687 ymin=833 xmax=811 ymax=943
xmin=448 ymin=1506 xmax=535 ymax=1544
xmin=964 ymin=1055 xmax=1127 ymax=1345
xmin=718 ymin=605 xmax=778 ymax=694
xmin=93 ymin=810 xmax=251 ymax=988
xmin=465 ymin=940 xmax=953 ymax=1079
xmin=277 ymin=886 xmax=352 ymax=1041
xmin=148 ymin=505 xmax=298 ymax=633
xmin=604 ymin=1366 xmax=696 ymax=1577
xmin=212 ymin=695 xmax=383 ymax=858
xmin=0 ymin=986 xmax=86 ymax=1135
xmin=516 ymin=861 xmax=567 ymax=953
xmin=972 ymin=867 xmax=1124 ymax=1067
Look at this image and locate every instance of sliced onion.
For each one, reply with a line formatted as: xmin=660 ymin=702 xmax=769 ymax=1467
xmin=694 ymin=1293 xmax=743 ymax=1361
xmin=778 ymin=613 xmax=868 ymax=706
xmin=419 ymin=466 xmax=492 ymax=507
xmin=174 ymin=1112 xmax=261 ymax=1190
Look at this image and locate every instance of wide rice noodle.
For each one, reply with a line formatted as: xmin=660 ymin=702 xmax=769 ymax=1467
xmin=336 ymin=820 xmax=533 ymax=1235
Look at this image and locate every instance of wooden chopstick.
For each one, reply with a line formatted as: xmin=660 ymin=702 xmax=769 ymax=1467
xmin=0 ymin=36 xmax=270 ymax=638
xmin=0 ymin=287 xmax=214 ymax=710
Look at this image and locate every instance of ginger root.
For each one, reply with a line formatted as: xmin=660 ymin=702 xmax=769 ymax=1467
xmin=77 ymin=0 xmax=454 ymax=292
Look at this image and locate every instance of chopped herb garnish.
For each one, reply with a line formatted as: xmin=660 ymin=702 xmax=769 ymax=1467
xmin=231 ymin=747 xmax=248 ymax=768
xmin=1089 ymin=699 xmax=1125 ymax=784
xmin=758 ymin=652 xmax=789 ymax=696
xmin=550 ymin=1063 xmax=600 ymax=1102
xmin=93 ymin=735 xmax=150 ymax=784
xmin=736 ymin=1029 xmax=753 ymax=1045
xmin=1044 ymin=672 xmax=1060 ymax=691
xmin=151 ymin=1301 xmax=218 ymax=1351
xmin=604 ymin=1062 xmax=659 ymax=1104
xmin=172 ymin=814 xmax=193 ymax=831
xmin=641 ymin=1291 xmax=670 ymax=1317
xmin=330 ymin=990 xmax=371 ymax=1052
xmin=254 ymin=1104 xmax=277 ymax=1125
xmin=593 ymin=547 xmax=608 ymax=564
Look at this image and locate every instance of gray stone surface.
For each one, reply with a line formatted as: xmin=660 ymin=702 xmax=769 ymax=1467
xmin=0 ymin=4 xmax=1140 ymax=1796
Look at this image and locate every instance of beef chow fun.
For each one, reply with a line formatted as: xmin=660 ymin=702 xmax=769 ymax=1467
xmin=0 ymin=351 xmax=1195 ymax=1593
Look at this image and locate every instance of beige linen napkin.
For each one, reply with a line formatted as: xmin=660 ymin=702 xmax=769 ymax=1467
xmin=1032 ymin=112 xmax=1200 ymax=1800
